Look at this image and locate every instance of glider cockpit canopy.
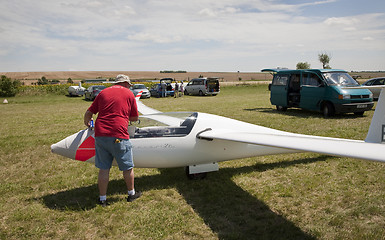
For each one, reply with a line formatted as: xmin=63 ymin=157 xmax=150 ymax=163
xmin=130 ymin=112 xmax=197 ymax=138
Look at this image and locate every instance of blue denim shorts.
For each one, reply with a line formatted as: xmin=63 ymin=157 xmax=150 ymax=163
xmin=95 ymin=137 xmax=134 ymax=171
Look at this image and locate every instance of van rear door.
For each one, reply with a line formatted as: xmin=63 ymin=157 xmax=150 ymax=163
xmin=206 ymin=78 xmax=220 ymax=94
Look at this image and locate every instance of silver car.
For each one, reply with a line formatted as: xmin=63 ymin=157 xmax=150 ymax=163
xmin=184 ymin=77 xmax=220 ymax=96
xmin=362 ymin=77 xmax=385 ymax=100
xmin=130 ymin=84 xmax=151 ymax=99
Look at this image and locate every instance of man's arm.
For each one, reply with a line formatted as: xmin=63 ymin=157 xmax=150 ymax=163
xmin=84 ymin=110 xmax=94 ymax=127
xmin=129 ymin=116 xmax=139 ymax=122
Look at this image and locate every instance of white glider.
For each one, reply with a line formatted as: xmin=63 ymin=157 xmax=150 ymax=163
xmin=51 ymin=87 xmax=385 ymax=178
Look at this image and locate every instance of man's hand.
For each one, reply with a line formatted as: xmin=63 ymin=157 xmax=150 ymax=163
xmin=84 ymin=110 xmax=94 ymax=127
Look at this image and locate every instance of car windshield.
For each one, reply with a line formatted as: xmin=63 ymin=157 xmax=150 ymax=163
xmin=93 ymin=86 xmax=106 ymax=90
xmin=133 ymin=85 xmax=146 ymax=89
xmin=322 ymin=72 xmax=359 ymax=86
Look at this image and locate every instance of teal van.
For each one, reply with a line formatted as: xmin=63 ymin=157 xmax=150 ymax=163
xmin=263 ymin=69 xmax=374 ymax=117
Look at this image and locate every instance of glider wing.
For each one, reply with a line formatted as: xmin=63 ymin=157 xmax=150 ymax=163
xmin=135 ymin=93 xmax=185 ymax=126
xmin=135 ymin=91 xmax=161 ymax=115
xmin=198 ymin=129 xmax=385 ymax=163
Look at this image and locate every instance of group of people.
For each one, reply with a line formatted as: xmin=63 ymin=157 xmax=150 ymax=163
xmin=160 ymin=80 xmax=184 ymax=98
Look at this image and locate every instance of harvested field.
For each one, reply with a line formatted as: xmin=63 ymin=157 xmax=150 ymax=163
xmin=1 ymin=70 xmax=384 ymax=85
xmin=0 ymin=71 xmax=272 ymax=85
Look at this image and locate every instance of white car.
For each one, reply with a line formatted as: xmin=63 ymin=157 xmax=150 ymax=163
xmin=130 ymin=84 xmax=151 ymax=99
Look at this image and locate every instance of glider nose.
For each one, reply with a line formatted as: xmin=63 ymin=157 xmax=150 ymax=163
xmin=51 ymin=129 xmax=96 ymax=162
xmin=50 ymin=141 xmax=76 ymax=160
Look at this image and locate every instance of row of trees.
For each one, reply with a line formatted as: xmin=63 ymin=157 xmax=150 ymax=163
xmin=35 ymin=76 xmax=74 ymax=85
xmin=296 ymin=53 xmax=331 ymax=70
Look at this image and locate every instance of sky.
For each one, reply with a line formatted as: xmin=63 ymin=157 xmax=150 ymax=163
xmin=0 ymin=0 xmax=384 ymax=72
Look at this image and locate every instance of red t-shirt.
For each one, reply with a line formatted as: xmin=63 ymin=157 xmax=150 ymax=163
xmin=88 ymin=85 xmax=138 ymax=139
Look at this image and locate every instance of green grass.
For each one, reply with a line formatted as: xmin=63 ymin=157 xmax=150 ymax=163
xmin=0 ymin=85 xmax=384 ymax=239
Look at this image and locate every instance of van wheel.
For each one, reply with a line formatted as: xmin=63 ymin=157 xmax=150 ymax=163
xmin=199 ymin=90 xmax=204 ymax=96
xmin=354 ymin=111 xmax=364 ymax=116
xmin=322 ymin=102 xmax=335 ymax=118
xmin=184 ymin=90 xmax=189 ymax=95
xmin=276 ymin=105 xmax=287 ymax=111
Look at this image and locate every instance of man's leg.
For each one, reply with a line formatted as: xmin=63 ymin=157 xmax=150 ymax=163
xmin=124 ymin=168 xmax=142 ymax=202
xmin=123 ymin=168 xmax=134 ymax=191
xmin=98 ymin=169 xmax=110 ymax=196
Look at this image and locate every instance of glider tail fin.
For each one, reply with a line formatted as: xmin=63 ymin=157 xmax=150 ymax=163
xmin=365 ymin=88 xmax=385 ymax=143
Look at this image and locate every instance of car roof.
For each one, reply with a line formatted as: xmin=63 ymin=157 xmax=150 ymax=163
xmin=261 ymin=68 xmax=347 ymax=74
xmin=367 ymin=77 xmax=385 ymax=81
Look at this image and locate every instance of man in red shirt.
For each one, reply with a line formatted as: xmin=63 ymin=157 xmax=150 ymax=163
xmin=84 ymin=74 xmax=141 ymax=206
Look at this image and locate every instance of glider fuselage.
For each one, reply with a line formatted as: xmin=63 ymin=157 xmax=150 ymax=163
xmin=130 ymin=112 xmax=298 ymax=168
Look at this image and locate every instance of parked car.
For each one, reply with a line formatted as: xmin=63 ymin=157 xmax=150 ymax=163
xmin=130 ymin=84 xmax=151 ymax=99
xmin=362 ymin=77 xmax=385 ymax=100
xmin=184 ymin=77 xmax=220 ymax=96
xmin=84 ymin=85 xmax=106 ymax=101
xmin=264 ymin=68 xmax=374 ymax=117
xmin=150 ymin=83 xmax=174 ymax=97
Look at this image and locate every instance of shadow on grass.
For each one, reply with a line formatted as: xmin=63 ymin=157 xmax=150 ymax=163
xmin=244 ymin=107 xmax=369 ymax=119
xmin=41 ymin=156 xmax=327 ymax=239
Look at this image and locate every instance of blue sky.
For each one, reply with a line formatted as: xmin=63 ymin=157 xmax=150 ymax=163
xmin=0 ymin=0 xmax=384 ymax=72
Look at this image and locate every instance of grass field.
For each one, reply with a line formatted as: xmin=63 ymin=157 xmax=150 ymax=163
xmin=0 ymin=85 xmax=384 ymax=239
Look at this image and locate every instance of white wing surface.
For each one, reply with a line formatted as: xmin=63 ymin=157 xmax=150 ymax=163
xmin=136 ymin=100 xmax=161 ymax=115
xmin=135 ymin=93 xmax=183 ymax=126
xmin=198 ymin=129 xmax=385 ymax=163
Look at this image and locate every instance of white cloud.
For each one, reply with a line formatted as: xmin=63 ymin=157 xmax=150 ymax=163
xmin=127 ymin=32 xmax=182 ymax=43
xmin=363 ymin=37 xmax=374 ymax=41
xmin=198 ymin=8 xmax=217 ymax=17
xmin=324 ymin=17 xmax=359 ymax=26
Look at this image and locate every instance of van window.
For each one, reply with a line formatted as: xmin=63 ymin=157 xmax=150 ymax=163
xmin=272 ymin=74 xmax=289 ymax=86
xmin=373 ymin=79 xmax=385 ymax=85
xmin=193 ymin=80 xmax=203 ymax=85
xmin=322 ymin=72 xmax=359 ymax=86
xmin=303 ymin=73 xmax=322 ymax=86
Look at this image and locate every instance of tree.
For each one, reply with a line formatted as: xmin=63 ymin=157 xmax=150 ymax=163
xmin=37 ymin=76 xmax=49 ymax=85
xmin=0 ymin=75 xmax=21 ymax=97
xmin=318 ymin=53 xmax=331 ymax=69
xmin=296 ymin=62 xmax=311 ymax=69
xmin=67 ymin=78 xmax=73 ymax=84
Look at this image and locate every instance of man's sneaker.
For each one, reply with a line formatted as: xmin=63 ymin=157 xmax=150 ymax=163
xmin=97 ymin=199 xmax=109 ymax=207
xmin=127 ymin=191 xmax=142 ymax=202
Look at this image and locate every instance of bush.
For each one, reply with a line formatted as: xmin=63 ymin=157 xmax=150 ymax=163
xmin=0 ymin=75 xmax=21 ymax=97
